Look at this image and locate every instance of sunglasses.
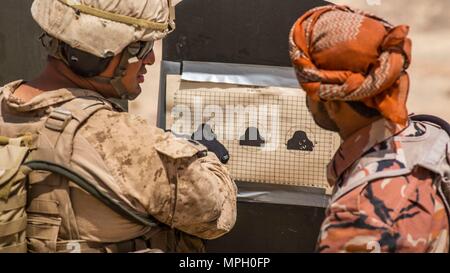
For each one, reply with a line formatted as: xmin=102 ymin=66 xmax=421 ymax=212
xmin=127 ymin=40 xmax=154 ymax=60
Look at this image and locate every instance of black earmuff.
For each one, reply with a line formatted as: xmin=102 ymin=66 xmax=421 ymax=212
xmin=61 ymin=43 xmax=114 ymax=77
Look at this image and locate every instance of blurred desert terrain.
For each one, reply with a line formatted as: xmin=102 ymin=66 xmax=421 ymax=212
xmin=331 ymin=0 xmax=450 ymax=121
xmin=130 ymin=0 xmax=450 ymax=124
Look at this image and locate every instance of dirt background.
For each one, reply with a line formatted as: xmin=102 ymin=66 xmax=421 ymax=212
xmin=130 ymin=0 xmax=450 ymax=124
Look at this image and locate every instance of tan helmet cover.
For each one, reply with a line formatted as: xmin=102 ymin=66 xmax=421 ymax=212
xmin=31 ymin=0 xmax=175 ymax=58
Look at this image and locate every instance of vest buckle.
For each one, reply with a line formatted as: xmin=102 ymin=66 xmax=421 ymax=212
xmin=45 ymin=108 xmax=73 ymax=132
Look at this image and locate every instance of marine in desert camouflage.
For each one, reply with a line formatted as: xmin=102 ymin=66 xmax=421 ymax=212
xmin=0 ymin=0 xmax=237 ymax=253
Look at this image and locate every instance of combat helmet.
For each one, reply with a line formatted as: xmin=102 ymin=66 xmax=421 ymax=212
xmin=31 ymin=0 xmax=176 ymax=99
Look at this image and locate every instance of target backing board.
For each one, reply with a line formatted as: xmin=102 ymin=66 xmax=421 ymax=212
xmin=166 ymin=75 xmax=340 ymax=190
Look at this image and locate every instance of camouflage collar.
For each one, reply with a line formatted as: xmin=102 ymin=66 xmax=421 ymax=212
xmin=326 ymin=118 xmax=407 ymax=187
xmin=1 ymin=79 xmax=106 ymax=112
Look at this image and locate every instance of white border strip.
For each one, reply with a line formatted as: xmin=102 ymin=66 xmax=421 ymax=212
xmin=181 ymin=61 xmax=300 ymax=88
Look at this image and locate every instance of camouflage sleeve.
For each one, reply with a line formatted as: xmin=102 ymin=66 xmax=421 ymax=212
xmin=154 ymin=134 xmax=238 ymax=240
xmin=78 ymin=110 xmax=237 ymax=240
xmin=317 ymin=168 xmax=449 ymax=253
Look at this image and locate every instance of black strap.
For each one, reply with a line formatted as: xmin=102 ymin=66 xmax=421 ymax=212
xmin=24 ymin=160 xmax=158 ymax=227
xmin=411 ymin=114 xmax=450 ymax=136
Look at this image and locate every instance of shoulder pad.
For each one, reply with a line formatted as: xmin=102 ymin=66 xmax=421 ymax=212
xmin=154 ymin=137 xmax=207 ymax=159
xmin=447 ymin=142 xmax=450 ymax=165
xmin=0 ymin=143 xmax=29 ymax=198
xmin=400 ymin=123 xmax=449 ymax=175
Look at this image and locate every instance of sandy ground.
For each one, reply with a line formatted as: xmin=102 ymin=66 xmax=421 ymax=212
xmin=130 ymin=0 xmax=450 ymax=124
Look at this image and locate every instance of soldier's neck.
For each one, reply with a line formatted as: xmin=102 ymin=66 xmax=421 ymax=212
xmin=30 ymin=58 xmax=87 ymax=91
xmin=338 ymin=115 xmax=383 ymax=141
xmin=14 ymin=58 xmax=115 ymax=102
xmin=12 ymin=59 xmax=80 ymax=102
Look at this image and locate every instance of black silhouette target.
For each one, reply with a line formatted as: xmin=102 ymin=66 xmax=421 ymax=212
xmin=239 ymin=127 xmax=266 ymax=147
xmin=285 ymin=126 xmax=317 ymax=152
xmin=170 ymin=87 xmax=337 ymax=189
xmin=287 ymin=130 xmax=314 ymax=151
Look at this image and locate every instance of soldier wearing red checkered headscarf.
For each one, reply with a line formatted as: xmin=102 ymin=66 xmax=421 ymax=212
xmin=290 ymin=5 xmax=450 ymax=253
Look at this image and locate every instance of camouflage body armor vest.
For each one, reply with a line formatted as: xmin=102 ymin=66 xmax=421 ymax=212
xmin=0 ymin=91 xmax=171 ymax=253
xmin=331 ymin=119 xmax=450 ymax=222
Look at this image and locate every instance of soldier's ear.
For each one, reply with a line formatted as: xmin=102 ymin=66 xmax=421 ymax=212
xmin=305 ymin=96 xmax=312 ymax=110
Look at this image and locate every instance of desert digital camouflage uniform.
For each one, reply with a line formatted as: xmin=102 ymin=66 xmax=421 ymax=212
xmin=317 ymin=118 xmax=449 ymax=253
xmin=0 ymin=80 xmax=237 ymax=252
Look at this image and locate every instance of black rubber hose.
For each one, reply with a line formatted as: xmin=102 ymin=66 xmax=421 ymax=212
xmin=24 ymin=160 xmax=158 ymax=227
xmin=411 ymin=115 xmax=450 ymax=136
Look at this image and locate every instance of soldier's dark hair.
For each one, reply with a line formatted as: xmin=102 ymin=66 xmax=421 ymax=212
xmin=346 ymin=101 xmax=381 ymax=118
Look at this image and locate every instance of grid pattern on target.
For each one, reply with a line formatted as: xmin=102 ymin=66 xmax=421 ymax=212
xmin=170 ymin=87 xmax=338 ymax=189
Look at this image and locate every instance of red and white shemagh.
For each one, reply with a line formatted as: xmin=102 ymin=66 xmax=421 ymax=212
xmin=289 ymin=5 xmax=412 ymax=125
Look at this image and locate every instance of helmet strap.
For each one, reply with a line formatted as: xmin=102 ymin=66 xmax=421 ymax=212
xmin=41 ymin=33 xmax=138 ymax=100
xmin=92 ymin=47 xmax=138 ymax=100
